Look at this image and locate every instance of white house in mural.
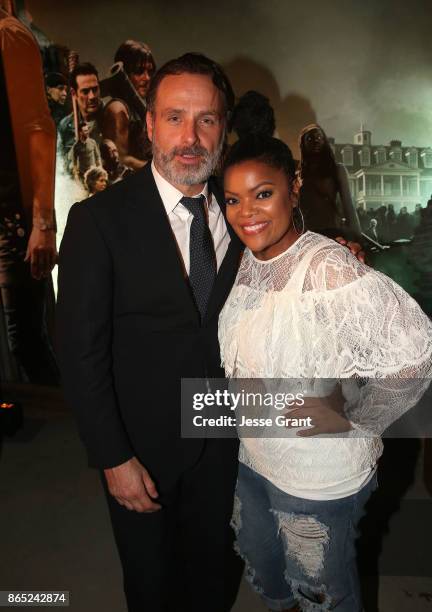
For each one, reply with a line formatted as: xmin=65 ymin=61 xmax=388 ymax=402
xmin=329 ymin=127 xmax=432 ymax=213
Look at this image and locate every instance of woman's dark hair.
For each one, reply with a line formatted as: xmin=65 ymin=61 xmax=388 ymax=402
xmin=230 ymin=90 xmax=276 ymax=139
xmin=146 ymin=52 xmax=234 ymax=116
xmin=224 ymin=134 xmax=296 ymax=185
xmin=299 ymin=123 xmax=337 ymax=180
xmin=114 ymin=40 xmax=156 ymax=77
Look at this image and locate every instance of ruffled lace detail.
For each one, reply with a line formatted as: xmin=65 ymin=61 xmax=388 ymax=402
xmin=219 ymin=232 xmax=432 ymax=495
xmin=220 ymin=232 xmax=432 ymax=383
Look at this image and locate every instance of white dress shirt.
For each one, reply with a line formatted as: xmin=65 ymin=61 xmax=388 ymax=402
xmin=151 ymin=161 xmax=230 ymax=274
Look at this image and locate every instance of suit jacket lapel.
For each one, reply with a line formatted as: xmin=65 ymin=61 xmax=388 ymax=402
xmin=124 ymin=164 xmax=200 ymax=325
xmin=124 ymin=166 xmax=242 ymax=325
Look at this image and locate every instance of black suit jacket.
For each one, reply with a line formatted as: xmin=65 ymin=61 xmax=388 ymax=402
xmin=57 ymin=164 xmax=243 ymax=489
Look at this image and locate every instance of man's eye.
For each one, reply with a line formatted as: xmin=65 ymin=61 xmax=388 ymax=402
xmin=225 ymin=197 xmax=238 ymax=206
xmin=167 ymin=116 xmax=180 ymax=123
xmin=257 ymin=190 xmax=272 ymax=199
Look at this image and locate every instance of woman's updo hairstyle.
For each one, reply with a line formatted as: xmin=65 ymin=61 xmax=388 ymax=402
xmin=224 ymin=133 xmax=296 ymax=188
xmin=229 ymin=90 xmax=275 ymax=139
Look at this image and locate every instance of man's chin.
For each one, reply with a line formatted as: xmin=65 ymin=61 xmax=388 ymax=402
xmin=175 ymin=159 xmax=202 ymax=172
xmin=169 ymin=161 xmax=209 ymax=184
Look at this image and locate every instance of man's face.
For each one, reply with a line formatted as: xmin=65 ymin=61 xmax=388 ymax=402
xmin=48 ymin=85 xmax=67 ymax=105
xmin=129 ymin=60 xmax=155 ymax=99
xmin=73 ymin=74 xmax=100 ymax=118
xmin=146 ymin=73 xmax=226 ymax=192
xmin=80 ymin=125 xmax=90 ymax=140
xmin=107 ymin=141 xmax=120 ymax=163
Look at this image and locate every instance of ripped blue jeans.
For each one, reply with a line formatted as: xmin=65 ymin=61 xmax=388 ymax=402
xmin=232 ymin=463 xmax=377 ymax=611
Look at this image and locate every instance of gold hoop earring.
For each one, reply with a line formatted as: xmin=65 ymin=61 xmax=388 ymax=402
xmin=292 ymin=206 xmax=305 ymax=235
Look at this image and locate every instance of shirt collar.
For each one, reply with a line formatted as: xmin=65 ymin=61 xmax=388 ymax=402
xmin=151 ymin=161 xmax=213 ymax=215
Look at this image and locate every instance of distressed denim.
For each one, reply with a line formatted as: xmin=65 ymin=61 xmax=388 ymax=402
xmin=232 ymin=462 xmax=377 ymax=611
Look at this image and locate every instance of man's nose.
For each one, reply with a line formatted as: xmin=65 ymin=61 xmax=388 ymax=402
xmin=182 ymin=119 xmax=199 ymax=145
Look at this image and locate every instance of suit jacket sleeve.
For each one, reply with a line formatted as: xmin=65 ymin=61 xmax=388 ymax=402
xmin=56 ymin=202 xmax=134 ymax=469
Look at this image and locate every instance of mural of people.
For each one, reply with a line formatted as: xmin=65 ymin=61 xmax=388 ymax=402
xmin=408 ymin=198 xmax=432 ymax=316
xmin=83 ymin=166 xmax=108 ymax=196
xmin=298 ymin=123 xmax=361 ymax=239
xmin=101 ymin=40 xmax=155 ymax=170
xmin=58 ymin=62 xmax=103 ymax=167
xmin=396 ymin=206 xmax=414 ymax=240
xmin=366 ymin=217 xmax=379 ymax=242
xmin=100 ymin=139 xmax=134 ymax=185
xmin=71 ymin=122 xmax=102 ymax=182
xmin=45 ymin=71 xmax=68 ymax=126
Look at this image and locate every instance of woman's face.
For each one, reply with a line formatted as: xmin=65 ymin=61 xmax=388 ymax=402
xmin=94 ymin=175 xmax=108 ymax=192
xmin=224 ymin=160 xmax=299 ymax=261
xmin=303 ymin=128 xmax=325 ymax=155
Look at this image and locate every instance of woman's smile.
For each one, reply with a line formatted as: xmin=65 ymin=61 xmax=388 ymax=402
xmin=240 ymin=220 xmax=271 ymax=235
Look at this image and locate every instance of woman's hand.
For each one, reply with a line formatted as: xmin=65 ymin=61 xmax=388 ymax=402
xmin=286 ymin=391 xmax=352 ymax=436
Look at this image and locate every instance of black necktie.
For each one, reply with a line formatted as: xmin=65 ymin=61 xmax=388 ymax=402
xmin=181 ymin=195 xmax=217 ymax=320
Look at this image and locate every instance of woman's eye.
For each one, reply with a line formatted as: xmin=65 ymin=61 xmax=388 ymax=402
xmin=201 ymin=117 xmax=215 ymax=126
xmin=257 ymin=190 xmax=272 ymax=199
xmin=225 ymin=197 xmax=238 ymax=206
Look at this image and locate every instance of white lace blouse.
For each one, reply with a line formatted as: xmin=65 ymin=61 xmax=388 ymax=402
xmin=219 ymin=231 xmax=432 ymax=500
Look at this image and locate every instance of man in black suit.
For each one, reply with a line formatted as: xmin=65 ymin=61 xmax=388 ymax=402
xmin=57 ymin=54 xmax=244 ymax=612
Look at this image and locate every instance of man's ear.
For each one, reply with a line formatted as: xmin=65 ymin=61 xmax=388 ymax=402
xmin=146 ymin=111 xmax=153 ymax=142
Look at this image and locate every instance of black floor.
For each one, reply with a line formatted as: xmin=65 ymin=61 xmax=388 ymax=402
xmin=0 ymin=386 xmax=431 ymax=611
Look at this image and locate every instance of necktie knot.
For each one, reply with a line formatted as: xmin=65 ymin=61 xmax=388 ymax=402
xmin=180 ymin=195 xmax=206 ymax=220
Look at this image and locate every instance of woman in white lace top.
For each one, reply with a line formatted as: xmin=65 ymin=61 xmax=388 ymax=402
xmin=218 ymin=135 xmax=432 ymax=612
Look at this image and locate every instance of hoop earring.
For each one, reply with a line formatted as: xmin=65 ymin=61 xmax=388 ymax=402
xmin=292 ymin=206 xmax=305 ymax=235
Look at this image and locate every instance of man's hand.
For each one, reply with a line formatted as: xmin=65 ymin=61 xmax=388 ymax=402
xmin=24 ymin=227 xmax=57 ymax=279
xmin=104 ymin=456 xmax=161 ymax=513
xmin=287 ymin=388 xmax=352 ymax=436
xmin=335 ymin=236 xmax=365 ymax=264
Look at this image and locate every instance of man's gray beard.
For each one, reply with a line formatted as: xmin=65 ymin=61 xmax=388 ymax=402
xmin=152 ymin=134 xmax=225 ymax=187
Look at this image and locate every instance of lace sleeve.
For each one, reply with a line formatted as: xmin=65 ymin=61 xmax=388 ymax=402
xmin=307 ymin=244 xmax=432 ymax=436
xmin=303 ymin=242 xmax=369 ymax=292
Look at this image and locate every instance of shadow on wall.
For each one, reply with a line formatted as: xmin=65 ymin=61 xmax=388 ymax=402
xmin=222 ymin=55 xmax=317 ymax=158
